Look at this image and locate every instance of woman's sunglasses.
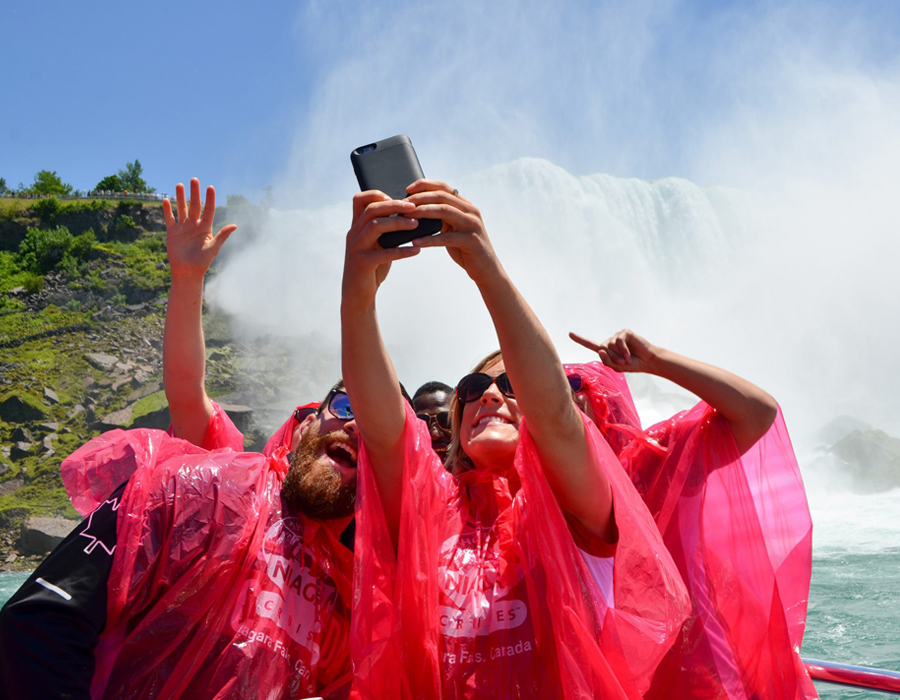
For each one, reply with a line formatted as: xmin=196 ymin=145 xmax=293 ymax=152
xmin=455 ymin=372 xmax=584 ymax=404
xmin=318 ymin=389 xmax=354 ymax=421
xmin=417 ymin=411 xmax=452 ymax=434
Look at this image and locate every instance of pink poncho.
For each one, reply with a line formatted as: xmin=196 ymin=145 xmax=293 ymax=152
xmin=351 ymin=404 xmax=690 ymax=699
xmin=60 ymin=426 xmax=354 ymax=700
xmin=62 ymin=400 xmax=244 ymax=517
xmin=567 ymin=361 xmax=817 ymax=700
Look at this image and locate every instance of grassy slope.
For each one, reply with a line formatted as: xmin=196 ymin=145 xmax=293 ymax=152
xmin=0 ymin=199 xmax=170 ymax=537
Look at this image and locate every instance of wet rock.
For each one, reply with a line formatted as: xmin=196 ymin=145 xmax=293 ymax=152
xmin=84 ymin=353 xmax=119 ymax=371
xmin=11 ymin=442 xmax=34 ymax=460
xmin=112 ymin=376 xmax=131 ymax=391
xmin=43 ymin=387 xmax=59 ymax=404
xmin=67 ymin=404 xmax=85 ymax=419
xmin=829 ymin=429 xmax=900 ymax=494
xmin=42 ymin=434 xmax=57 ymax=456
xmin=83 ymin=376 xmax=96 ymax=389
xmin=99 ymin=405 xmax=134 ymax=429
xmin=39 ymin=421 xmax=60 ymax=432
xmin=21 ymin=517 xmax=79 ymax=555
xmin=131 ymin=405 xmax=171 ymax=431
xmin=0 ymin=478 xmax=24 ymax=496
xmin=128 ymin=381 xmax=161 ymax=402
xmin=0 ymin=394 xmax=48 ymax=422
xmin=818 ymin=415 xmax=873 ymax=447
xmin=221 ymin=404 xmax=253 ymax=432
xmin=11 ymin=426 xmax=33 ymax=442
xmin=131 ymin=370 xmax=152 ymax=387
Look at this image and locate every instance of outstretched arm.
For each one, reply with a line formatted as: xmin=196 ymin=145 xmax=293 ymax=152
xmin=341 ymin=191 xmax=421 ymax=549
xmin=410 ymin=181 xmax=615 ymax=542
xmin=162 ymin=178 xmax=236 ymax=447
xmin=570 ymin=329 xmax=778 ymax=454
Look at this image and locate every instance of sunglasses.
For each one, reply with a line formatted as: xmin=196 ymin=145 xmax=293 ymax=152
xmin=318 ymin=389 xmax=354 ymax=421
xmin=417 ymin=411 xmax=452 ymax=434
xmin=456 ymin=372 xmax=584 ymax=404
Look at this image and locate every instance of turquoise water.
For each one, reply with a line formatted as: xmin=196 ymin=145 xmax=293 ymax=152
xmin=804 ymin=553 xmax=900 ymax=698
xmin=2 ymin=491 xmax=898 ymax=697
xmin=799 ymin=487 xmax=900 ymax=698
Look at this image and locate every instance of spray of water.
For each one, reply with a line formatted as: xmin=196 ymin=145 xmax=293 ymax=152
xmin=206 ymin=0 xmax=900 ymax=550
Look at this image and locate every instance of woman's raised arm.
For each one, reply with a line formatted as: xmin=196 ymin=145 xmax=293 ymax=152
xmin=340 ymin=190 xmax=421 ymax=549
xmin=409 ymin=181 xmax=615 ymax=541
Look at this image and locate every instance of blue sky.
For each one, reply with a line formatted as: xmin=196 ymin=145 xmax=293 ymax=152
xmin=2 ymin=0 xmax=899 ymax=203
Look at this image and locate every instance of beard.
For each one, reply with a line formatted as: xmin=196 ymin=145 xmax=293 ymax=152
xmin=282 ymin=423 xmax=357 ymax=520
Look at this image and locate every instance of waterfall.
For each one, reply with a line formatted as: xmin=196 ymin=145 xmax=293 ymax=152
xmin=207 ymin=156 xmax=899 ymax=465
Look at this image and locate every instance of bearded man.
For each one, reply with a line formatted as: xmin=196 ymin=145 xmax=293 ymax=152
xmin=0 ymin=181 xmax=364 ymax=700
xmin=0 ymin=378 xmax=365 ymax=700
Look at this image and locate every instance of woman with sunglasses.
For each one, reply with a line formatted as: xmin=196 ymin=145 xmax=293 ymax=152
xmin=342 ymin=182 xmax=689 ymax=699
xmin=565 ymin=329 xmax=817 ymax=700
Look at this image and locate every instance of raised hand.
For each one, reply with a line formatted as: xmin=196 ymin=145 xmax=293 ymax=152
xmin=569 ymin=329 xmax=659 ymax=374
xmin=342 ymin=190 xmax=421 ymax=310
xmin=404 ymin=180 xmax=499 ymax=283
xmin=162 ymin=178 xmax=237 ymax=281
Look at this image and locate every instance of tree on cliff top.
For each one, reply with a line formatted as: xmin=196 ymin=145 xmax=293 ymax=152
xmin=117 ymin=159 xmax=155 ymax=193
xmin=0 ymin=177 xmax=8 ymax=194
xmin=25 ymin=170 xmax=72 ymax=196
xmin=94 ymin=174 xmax=124 ymax=192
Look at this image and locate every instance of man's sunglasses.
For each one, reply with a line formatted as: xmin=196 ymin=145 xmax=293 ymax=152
xmin=317 ymin=389 xmax=354 ymax=421
xmin=455 ymin=372 xmax=584 ymax=404
xmin=417 ymin=411 xmax=452 ymax=434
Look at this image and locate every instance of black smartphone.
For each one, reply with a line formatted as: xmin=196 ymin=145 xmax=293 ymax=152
xmin=351 ymin=135 xmax=442 ymax=248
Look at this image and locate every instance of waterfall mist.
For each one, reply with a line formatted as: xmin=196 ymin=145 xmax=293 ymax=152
xmin=206 ymin=1 xmax=900 ymax=507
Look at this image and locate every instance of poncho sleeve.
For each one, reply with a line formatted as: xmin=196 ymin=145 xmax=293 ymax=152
xmin=192 ymin=399 xmax=245 ymax=452
xmin=351 ymin=403 xmax=449 ymax=699
xmin=61 ymin=401 xmax=242 ymax=517
xmin=514 ymin=412 xmax=691 ymax=697
xmin=623 ymin=402 xmax=817 ymax=700
xmin=262 ymin=402 xmax=320 ymax=457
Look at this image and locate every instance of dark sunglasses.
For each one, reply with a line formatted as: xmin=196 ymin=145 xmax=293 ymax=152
xmin=456 ymin=371 xmax=584 ymax=404
xmin=317 ymin=389 xmax=354 ymax=421
xmin=417 ymin=411 xmax=452 ymax=433
xmin=456 ymin=372 xmax=515 ymax=403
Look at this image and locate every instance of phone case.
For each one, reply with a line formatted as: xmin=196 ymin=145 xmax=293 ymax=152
xmin=351 ymin=135 xmax=442 ymax=248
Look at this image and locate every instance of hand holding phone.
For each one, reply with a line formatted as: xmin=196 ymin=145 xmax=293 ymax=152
xmin=350 ymin=135 xmax=442 ymax=248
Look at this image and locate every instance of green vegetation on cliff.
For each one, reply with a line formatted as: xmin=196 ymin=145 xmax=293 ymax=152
xmin=0 ymin=198 xmax=171 ymax=539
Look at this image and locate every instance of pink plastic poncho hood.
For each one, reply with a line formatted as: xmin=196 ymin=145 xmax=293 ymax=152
xmin=351 ymin=403 xmax=690 ymax=699
xmin=566 ymin=360 xmax=817 ymax=700
xmin=262 ymin=402 xmax=320 ymax=457
xmin=61 ymin=428 xmax=354 ymax=700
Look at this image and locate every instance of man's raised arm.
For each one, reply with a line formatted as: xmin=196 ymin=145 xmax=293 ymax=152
xmin=162 ymin=178 xmax=236 ymax=446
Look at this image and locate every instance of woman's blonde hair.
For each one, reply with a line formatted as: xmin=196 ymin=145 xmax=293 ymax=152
xmin=445 ymin=349 xmax=503 ymax=476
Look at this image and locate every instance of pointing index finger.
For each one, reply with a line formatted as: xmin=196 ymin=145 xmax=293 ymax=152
xmin=569 ymin=331 xmax=603 ymax=353
xmin=175 ymin=183 xmax=187 ymax=222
